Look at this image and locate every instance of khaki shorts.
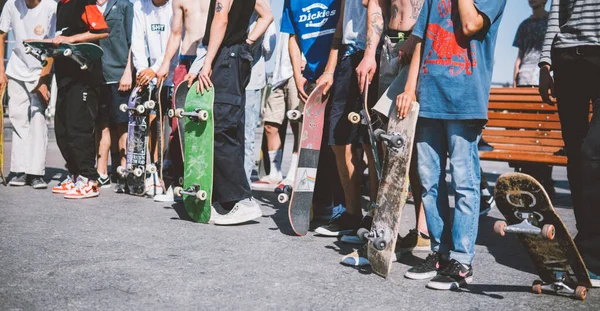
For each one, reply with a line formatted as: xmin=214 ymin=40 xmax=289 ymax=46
xmin=263 ymin=78 xmax=303 ymax=125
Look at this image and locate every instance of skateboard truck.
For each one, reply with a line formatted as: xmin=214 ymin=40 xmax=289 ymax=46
xmin=357 ymin=227 xmax=388 ymax=251
xmin=23 ymin=44 xmax=49 ymax=67
xmin=116 ymin=165 xmax=144 ymax=177
xmin=275 ymin=184 xmax=293 ymax=203
xmin=62 ymin=48 xmax=89 ymax=70
xmin=531 ymin=272 xmax=588 ymax=300
xmin=120 ymin=101 xmax=155 ymax=115
xmin=286 ymin=109 xmax=302 ymax=121
xmin=373 ymin=129 xmax=404 ymax=149
xmin=494 ymin=211 xmax=555 ymax=240
xmin=168 ymin=108 xmax=209 ymax=121
xmin=174 ymin=184 xmax=207 ymax=201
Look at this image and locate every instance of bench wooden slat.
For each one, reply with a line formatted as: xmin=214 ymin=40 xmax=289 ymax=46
xmin=488 ymin=102 xmax=558 ymax=111
xmin=479 ymin=151 xmax=567 ymax=165
xmin=488 ymin=94 xmax=545 ymax=103
xmin=486 ymin=119 xmax=562 ymax=130
xmin=488 ymin=144 xmax=562 ymax=154
xmin=484 ymin=136 xmax=565 ymax=147
xmin=482 ymin=129 xmax=563 ymax=139
xmin=488 ymin=112 xmax=560 ymax=121
xmin=489 ymin=88 xmax=539 ymax=95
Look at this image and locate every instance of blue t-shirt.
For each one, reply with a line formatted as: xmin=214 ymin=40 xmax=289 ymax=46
xmin=280 ymin=0 xmax=341 ymax=82
xmin=412 ymin=0 xmax=506 ymax=120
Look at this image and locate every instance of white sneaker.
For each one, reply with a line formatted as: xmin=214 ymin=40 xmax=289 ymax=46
xmin=154 ymin=186 xmax=175 ymax=202
xmin=213 ymin=198 xmax=263 ymax=225
xmin=145 ymin=172 xmax=164 ymax=196
xmin=251 ymin=174 xmax=283 ymax=190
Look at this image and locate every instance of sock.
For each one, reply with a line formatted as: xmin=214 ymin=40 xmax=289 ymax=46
xmin=99 ymin=173 xmax=108 ymax=179
xmin=286 ymin=153 xmax=299 ymax=181
xmin=268 ymin=149 xmax=283 ymax=179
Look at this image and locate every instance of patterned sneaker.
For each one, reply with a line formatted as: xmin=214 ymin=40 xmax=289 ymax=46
xmin=427 ymin=259 xmax=473 ymax=290
xmin=341 ymin=240 xmax=403 ymax=267
xmin=52 ymin=175 xmax=76 ymax=194
xmin=405 ymin=252 xmax=442 ymax=280
xmin=589 ymin=270 xmax=600 ymax=288
xmin=29 ymin=176 xmax=48 ymax=189
xmin=314 ymin=212 xmax=362 ymax=237
xmin=64 ymin=177 xmax=99 ymax=199
xmin=396 ymin=229 xmax=431 ymax=253
xmin=8 ymin=173 xmax=27 ymax=186
xmin=97 ymin=174 xmax=111 ymax=188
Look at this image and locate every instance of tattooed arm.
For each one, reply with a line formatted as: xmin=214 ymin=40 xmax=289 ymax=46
xmin=355 ymin=0 xmax=386 ymax=93
xmin=457 ymin=0 xmax=485 ymax=36
xmin=315 ymin=0 xmax=345 ymax=95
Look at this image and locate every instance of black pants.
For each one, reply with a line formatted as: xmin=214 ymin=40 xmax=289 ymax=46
xmin=212 ymin=43 xmax=253 ymax=203
xmin=55 ymin=83 xmax=100 ymax=180
xmin=553 ymin=46 xmax=600 ymax=274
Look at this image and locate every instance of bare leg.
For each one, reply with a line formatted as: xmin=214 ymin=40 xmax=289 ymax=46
xmin=264 ymin=122 xmax=282 ymax=151
xmin=117 ymin=123 xmax=128 ymax=169
xmin=331 ymin=144 xmax=362 ymax=216
xmin=96 ymin=123 xmax=111 ymax=176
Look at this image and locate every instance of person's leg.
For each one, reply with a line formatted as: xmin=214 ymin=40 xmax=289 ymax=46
xmin=244 ymin=88 xmax=263 ymax=184
xmin=282 ymin=77 xmax=302 ymax=183
xmin=257 ymin=85 xmax=286 ymax=184
xmin=95 ymin=85 xmax=111 ymax=185
xmin=7 ymin=78 xmax=31 ymax=184
xmin=51 ymin=84 xmax=79 ymax=193
xmin=23 ymin=80 xmax=48 ymax=187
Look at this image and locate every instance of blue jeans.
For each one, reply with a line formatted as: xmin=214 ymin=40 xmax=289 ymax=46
xmin=415 ymin=118 xmax=484 ymax=265
xmin=244 ymin=89 xmax=262 ymax=185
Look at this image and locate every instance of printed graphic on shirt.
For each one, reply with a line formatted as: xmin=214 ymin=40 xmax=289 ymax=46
xmin=34 ymin=25 xmax=46 ymax=36
xmin=298 ymin=3 xmax=337 ymax=40
xmin=151 ymin=24 xmax=165 ymax=32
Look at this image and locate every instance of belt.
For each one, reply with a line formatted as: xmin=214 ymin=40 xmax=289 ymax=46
xmin=386 ymin=29 xmax=412 ymax=43
xmin=558 ymin=45 xmax=600 ymax=56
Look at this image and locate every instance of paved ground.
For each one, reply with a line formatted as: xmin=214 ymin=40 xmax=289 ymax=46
xmin=0 ymin=125 xmax=598 ymax=310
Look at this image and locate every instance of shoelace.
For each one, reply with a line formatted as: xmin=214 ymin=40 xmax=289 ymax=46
xmin=420 ymin=253 xmax=439 ymax=269
xmin=439 ymin=260 xmax=464 ymax=276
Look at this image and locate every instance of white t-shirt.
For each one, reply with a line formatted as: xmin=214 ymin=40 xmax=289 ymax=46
xmin=97 ymin=1 xmax=108 ymax=14
xmin=131 ymin=0 xmax=177 ymax=86
xmin=0 ymin=0 xmax=57 ymax=82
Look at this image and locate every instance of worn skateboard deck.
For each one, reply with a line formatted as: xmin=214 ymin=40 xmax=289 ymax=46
xmin=362 ymin=102 xmax=420 ymax=278
xmin=285 ymin=84 xmax=328 ymax=236
xmin=120 ymin=85 xmax=154 ymax=196
xmin=0 ymin=85 xmax=6 ymax=185
xmin=173 ymin=83 xmax=214 ymax=223
xmin=494 ymin=172 xmax=591 ymax=299
xmin=23 ymin=41 xmax=103 ymax=70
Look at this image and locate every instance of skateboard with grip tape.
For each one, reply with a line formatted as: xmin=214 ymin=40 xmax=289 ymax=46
xmin=23 ymin=41 xmax=103 ymax=70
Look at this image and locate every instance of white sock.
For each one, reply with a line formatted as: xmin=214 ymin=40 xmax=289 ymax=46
xmin=99 ymin=173 xmax=108 ymax=179
xmin=268 ymin=149 xmax=282 ymax=179
xmin=286 ymin=153 xmax=299 ymax=181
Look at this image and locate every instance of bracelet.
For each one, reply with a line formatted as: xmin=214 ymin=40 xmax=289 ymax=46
xmin=246 ymin=38 xmax=256 ymax=43
xmin=322 ymin=71 xmax=334 ymax=76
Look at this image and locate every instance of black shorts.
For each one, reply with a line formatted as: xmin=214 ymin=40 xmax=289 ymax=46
xmin=328 ymin=50 xmax=379 ymax=146
xmin=98 ymin=83 xmax=130 ymax=126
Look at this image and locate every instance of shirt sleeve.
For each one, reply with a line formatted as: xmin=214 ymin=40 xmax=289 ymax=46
xmin=412 ymin=0 xmax=430 ymax=39
xmin=512 ymin=23 xmax=523 ymax=48
xmin=124 ymin=0 xmax=134 ymax=47
xmin=539 ymin=0 xmax=559 ymax=67
xmin=131 ymin=2 xmax=148 ymax=72
xmin=473 ymin=0 xmax=507 ymax=28
xmin=46 ymin=2 xmax=57 ymax=38
xmin=0 ymin=2 xmax=12 ymax=34
xmin=280 ymin=0 xmax=294 ymax=34
xmin=81 ymin=2 xmax=109 ymax=33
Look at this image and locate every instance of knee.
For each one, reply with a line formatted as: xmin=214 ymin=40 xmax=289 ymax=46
xmin=264 ymin=123 xmax=278 ymax=135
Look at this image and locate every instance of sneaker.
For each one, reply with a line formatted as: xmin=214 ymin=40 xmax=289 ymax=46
xmin=29 ymin=176 xmax=48 ymax=189
xmin=64 ymin=177 xmax=99 ymax=199
xmin=154 ymin=186 xmax=175 ymax=202
xmin=426 ymin=259 xmax=473 ymax=290
xmin=212 ymin=198 xmax=263 ymax=225
xmin=145 ymin=173 xmax=164 ymax=196
xmin=114 ymin=177 xmax=127 ymax=194
xmin=589 ymin=270 xmax=600 ymax=288
xmin=341 ymin=242 xmax=402 ymax=267
xmin=314 ymin=212 xmax=362 ymax=237
xmin=251 ymin=174 xmax=283 ymax=190
xmin=97 ymin=174 xmax=111 ymax=188
xmin=8 ymin=173 xmax=27 ymax=186
xmin=52 ymin=175 xmax=76 ymax=194
xmin=396 ymin=229 xmax=431 ymax=253
xmin=340 ymin=215 xmax=373 ymax=245
xmin=405 ymin=252 xmax=442 ymax=280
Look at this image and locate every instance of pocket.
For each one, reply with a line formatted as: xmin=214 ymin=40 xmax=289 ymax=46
xmin=214 ymin=94 xmax=244 ymax=131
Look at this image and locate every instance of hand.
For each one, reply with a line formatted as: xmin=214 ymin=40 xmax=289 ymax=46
xmin=356 ymin=55 xmax=377 ymax=93
xmin=538 ymin=65 xmax=556 ymax=105
xmin=52 ymin=36 xmax=73 ymax=45
xmin=36 ymin=83 xmax=51 ymax=104
xmin=184 ymin=72 xmax=197 ymax=88
xmin=316 ymin=72 xmax=334 ymax=95
xmin=156 ymin=64 xmax=169 ymax=85
xmin=294 ymin=74 xmax=309 ymax=102
xmin=196 ymin=64 xmax=213 ymax=94
xmin=118 ymin=72 xmax=132 ymax=92
xmin=0 ymin=72 xmax=7 ymax=91
xmin=136 ymin=68 xmax=156 ymax=86
xmin=396 ymin=91 xmax=416 ymax=119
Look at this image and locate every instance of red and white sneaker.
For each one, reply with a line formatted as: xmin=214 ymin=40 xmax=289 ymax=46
xmin=64 ymin=177 xmax=99 ymax=199
xmin=51 ymin=175 xmax=76 ymax=194
xmin=251 ymin=173 xmax=283 ymax=191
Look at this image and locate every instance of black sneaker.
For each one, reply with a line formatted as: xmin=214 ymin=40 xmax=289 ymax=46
xmin=314 ymin=212 xmax=362 ymax=237
xmin=114 ymin=177 xmax=127 ymax=194
xmin=426 ymin=259 xmax=473 ymax=290
xmin=405 ymin=252 xmax=441 ymax=280
xmin=480 ymin=188 xmax=492 ymax=216
xmin=8 ymin=172 xmax=27 ymax=186
xmin=98 ymin=175 xmax=111 ymax=188
xmin=29 ymin=176 xmax=48 ymax=189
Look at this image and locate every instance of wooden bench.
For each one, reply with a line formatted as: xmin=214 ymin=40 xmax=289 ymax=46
xmin=479 ymin=88 xmax=588 ymax=166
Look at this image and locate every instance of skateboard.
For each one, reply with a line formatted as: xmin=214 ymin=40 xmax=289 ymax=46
xmin=118 ymin=85 xmax=156 ymax=195
xmin=167 ymin=81 xmax=188 ymax=187
xmin=358 ymin=101 xmax=420 ymax=278
xmin=171 ymin=82 xmax=214 ymax=223
xmin=146 ymin=82 xmax=165 ymax=194
xmin=278 ymin=84 xmax=328 ymax=236
xmin=0 ymin=85 xmax=6 ymax=185
xmin=493 ymin=172 xmax=592 ymax=300
xmin=23 ymin=41 xmax=103 ymax=70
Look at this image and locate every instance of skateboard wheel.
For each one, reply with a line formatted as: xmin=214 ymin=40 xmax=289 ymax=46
xmin=373 ymin=129 xmax=386 ymax=141
xmin=348 ymin=112 xmax=361 ymax=124
xmin=531 ymin=281 xmax=542 ymax=295
xmin=357 ymin=228 xmax=370 ymax=241
xmin=575 ymin=286 xmax=587 ymax=300
xmin=63 ymin=48 xmax=73 ymax=57
xmin=145 ymin=100 xmax=156 ymax=110
xmin=541 ymin=224 xmax=555 ymax=240
xmin=196 ymin=190 xmax=207 ymax=201
xmin=133 ymin=167 xmax=144 ymax=177
xmin=116 ymin=166 xmax=126 ymax=176
xmin=24 ymin=46 xmax=32 ymax=54
xmin=286 ymin=110 xmax=301 ymax=121
xmin=373 ymin=237 xmax=387 ymax=251
xmin=493 ymin=220 xmax=507 ymax=236
xmin=80 ymin=64 xmax=88 ymax=70
xmin=147 ymin=165 xmax=157 ymax=174
xmin=277 ymin=193 xmax=289 ymax=204
xmin=41 ymin=60 xmax=48 ymax=67
xmin=174 ymin=186 xmax=183 ymax=197
xmin=198 ymin=110 xmax=209 ymax=121
xmin=389 ymin=135 xmax=404 ymax=148
xmin=135 ymin=105 xmax=146 ymax=114
xmin=167 ymin=109 xmax=175 ymax=118
xmin=119 ymin=104 xmax=129 ymax=113
xmin=175 ymin=108 xmax=184 ymax=118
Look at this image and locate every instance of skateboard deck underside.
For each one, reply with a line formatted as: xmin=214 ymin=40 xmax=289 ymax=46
xmin=368 ymin=102 xmax=420 ymax=278
xmin=257 ymin=118 xmax=288 ymax=179
xmin=126 ymin=87 xmax=151 ymax=195
xmin=0 ymin=86 xmax=6 ymax=185
xmin=494 ymin=173 xmax=591 ymax=287
xmin=182 ymin=83 xmax=214 ymax=223
xmin=288 ymin=84 xmax=328 ymax=236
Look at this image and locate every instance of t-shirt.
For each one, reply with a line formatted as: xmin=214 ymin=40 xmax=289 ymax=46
xmin=513 ymin=15 xmax=548 ymax=86
xmin=280 ymin=0 xmax=341 ymax=82
xmin=0 ymin=0 xmax=56 ymax=82
xmin=55 ymin=0 xmax=109 ymax=87
xmin=342 ymin=0 xmax=367 ymax=50
xmin=202 ymin=0 xmax=255 ymax=47
xmin=412 ymin=0 xmax=506 ymax=120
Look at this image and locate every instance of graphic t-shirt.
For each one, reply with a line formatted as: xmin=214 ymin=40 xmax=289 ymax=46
xmin=342 ymin=0 xmax=367 ymax=51
xmin=412 ymin=0 xmax=506 ymax=120
xmin=0 ymin=0 xmax=56 ymax=82
xmin=513 ymin=15 xmax=548 ymax=86
xmin=280 ymin=0 xmax=341 ymax=82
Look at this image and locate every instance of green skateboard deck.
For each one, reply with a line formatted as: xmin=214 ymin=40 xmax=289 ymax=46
xmin=173 ymin=82 xmax=214 ymax=223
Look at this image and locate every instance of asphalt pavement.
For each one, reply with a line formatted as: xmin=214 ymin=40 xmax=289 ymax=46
xmin=0 ymin=125 xmax=598 ymax=310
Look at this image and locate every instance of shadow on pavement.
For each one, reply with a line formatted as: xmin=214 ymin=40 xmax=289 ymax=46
xmin=455 ymin=284 xmax=532 ymax=299
xmin=252 ymin=189 xmax=297 ymax=236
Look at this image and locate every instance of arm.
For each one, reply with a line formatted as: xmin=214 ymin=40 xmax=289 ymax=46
xmin=538 ymin=0 xmax=558 ymax=104
xmin=513 ymin=50 xmax=523 ymax=88
xmin=395 ymin=40 xmax=422 ymax=118
xmin=262 ymin=21 xmax=277 ymax=62
xmin=131 ymin=4 xmax=148 ymax=76
xmin=457 ymin=0 xmax=485 ymax=36
xmin=289 ymin=34 xmax=308 ymax=102
xmin=33 ymin=58 xmax=54 ymax=104
xmin=157 ymin=0 xmax=183 ymax=83
xmin=119 ymin=49 xmax=133 ymax=91
xmin=55 ymin=4 xmax=109 ymax=44
xmin=316 ymin=0 xmax=345 ymax=95
xmin=356 ymin=0 xmax=385 ymax=93
xmin=0 ymin=32 xmax=7 ymax=90
xmin=247 ymin=0 xmax=274 ymax=45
